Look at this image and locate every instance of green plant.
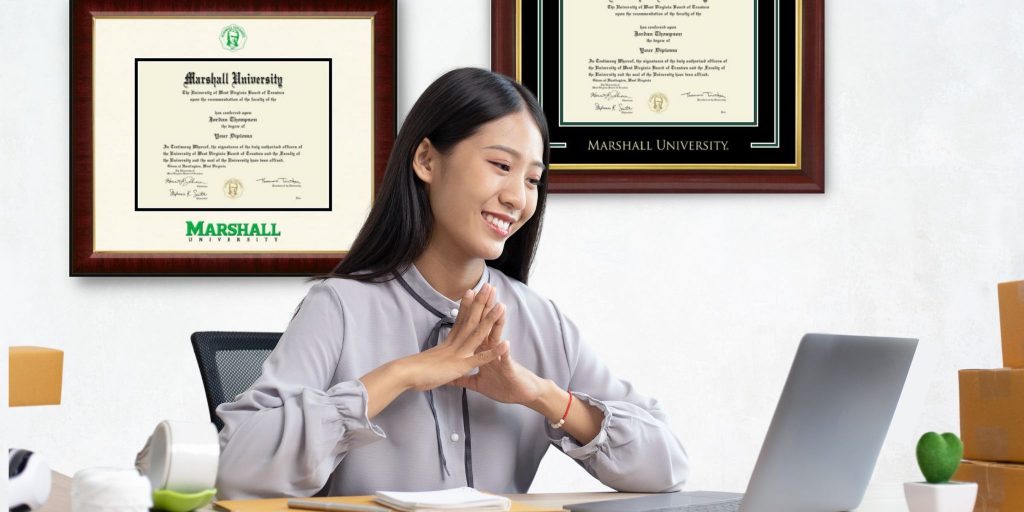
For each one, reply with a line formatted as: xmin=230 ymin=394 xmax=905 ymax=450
xmin=916 ymin=432 xmax=963 ymax=483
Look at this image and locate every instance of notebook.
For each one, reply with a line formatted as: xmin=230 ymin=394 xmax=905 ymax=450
xmin=374 ymin=487 xmax=511 ymax=511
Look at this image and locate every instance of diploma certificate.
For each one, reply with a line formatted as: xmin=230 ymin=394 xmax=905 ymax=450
xmin=72 ymin=0 xmax=397 ymax=275
xmin=91 ymin=16 xmax=373 ymax=254
xmin=136 ymin=59 xmax=331 ymax=210
xmin=491 ymin=0 xmax=824 ymax=193
xmin=559 ymin=0 xmax=755 ymax=126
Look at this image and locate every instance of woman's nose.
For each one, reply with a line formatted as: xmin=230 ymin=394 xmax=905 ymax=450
xmin=499 ymin=177 xmax=526 ymax=210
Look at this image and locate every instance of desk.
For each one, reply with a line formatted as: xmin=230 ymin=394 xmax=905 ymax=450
xmin=40 ymin=472 xmax=909 ymax=511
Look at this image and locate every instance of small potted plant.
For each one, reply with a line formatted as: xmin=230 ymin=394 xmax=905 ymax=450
xmin=904 ymin=432 xmax=977 ymax=512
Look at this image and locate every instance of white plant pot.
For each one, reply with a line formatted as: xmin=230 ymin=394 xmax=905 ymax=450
xmin=904 ymin=481 xmax=978 ymax=512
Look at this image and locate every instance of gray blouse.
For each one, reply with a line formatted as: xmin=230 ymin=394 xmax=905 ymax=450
xmin=215 ymin=264 xmax=689 ymax=499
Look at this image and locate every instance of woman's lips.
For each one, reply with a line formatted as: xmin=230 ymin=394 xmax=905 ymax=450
xmin=482 ymin=212 xmax=511 ymax=237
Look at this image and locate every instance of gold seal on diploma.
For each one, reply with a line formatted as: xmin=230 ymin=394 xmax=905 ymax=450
xmin=223 ymin=178 xmax=244 ymax=199
xmin=648 ymin=93 xmax=668 ymax=113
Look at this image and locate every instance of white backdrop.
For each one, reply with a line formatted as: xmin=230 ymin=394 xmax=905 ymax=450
xmin=2 ymin=0 xmax=1023 ymax=502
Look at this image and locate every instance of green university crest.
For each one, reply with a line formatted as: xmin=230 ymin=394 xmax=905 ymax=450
xmin=219 ymin=24 xmax=247 ymax=52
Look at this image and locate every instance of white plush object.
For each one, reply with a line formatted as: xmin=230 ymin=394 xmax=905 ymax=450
xmin=71 ymin=467 xmax=151 ymax=512
xmin=8 ymin=449 xmax=51 ymax=511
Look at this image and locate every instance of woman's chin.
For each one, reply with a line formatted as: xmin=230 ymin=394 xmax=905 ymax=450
xmin=478 ymin=243 xmax=505 ymax=261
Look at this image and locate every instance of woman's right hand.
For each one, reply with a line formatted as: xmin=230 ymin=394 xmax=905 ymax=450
xmin=399 ymin=283 xmax=509 ymax=392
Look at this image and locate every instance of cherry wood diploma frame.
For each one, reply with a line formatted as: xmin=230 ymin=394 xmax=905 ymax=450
xmin=70 ymin=0 xmax=396 ymax=275
xmin=491 ymin=0 xmax=824 ymax=193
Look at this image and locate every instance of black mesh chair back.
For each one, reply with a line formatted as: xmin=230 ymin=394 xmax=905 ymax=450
xmin=191 ymin=331 xmax=281 ymax=431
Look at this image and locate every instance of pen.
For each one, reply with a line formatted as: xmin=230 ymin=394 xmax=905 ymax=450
xmin=286 ymin=498 xmax=392 ymax=512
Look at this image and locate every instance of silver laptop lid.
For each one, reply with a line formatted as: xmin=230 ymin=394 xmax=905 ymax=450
xmin=740 ymin=333 xmax=917 ymax=512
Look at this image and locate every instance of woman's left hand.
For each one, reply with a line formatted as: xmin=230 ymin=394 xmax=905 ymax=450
xmin=449 ymin=303 xmax=547 ymax=405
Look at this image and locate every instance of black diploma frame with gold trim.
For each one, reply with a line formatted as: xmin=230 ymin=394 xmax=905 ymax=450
xmin=70 ymin=0 xmax=396 ymax=275
xmin=492 ymin=0 xmax=823 ymax=193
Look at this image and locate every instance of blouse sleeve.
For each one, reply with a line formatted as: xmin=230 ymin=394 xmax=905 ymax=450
xmin=544 ymin=300 xmax=690 ymax=493
xmin=215 ymin=282 xmax=387 ymax=499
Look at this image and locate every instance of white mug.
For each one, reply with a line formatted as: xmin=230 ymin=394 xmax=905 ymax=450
xmin=136 ymin=420 xmax=219 ymax=493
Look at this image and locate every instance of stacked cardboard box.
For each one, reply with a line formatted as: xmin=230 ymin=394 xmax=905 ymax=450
xmin=954 ymin=280 xmax=1024 ymax=510
xmin=9 ymin=346 xmax=63 ymax=406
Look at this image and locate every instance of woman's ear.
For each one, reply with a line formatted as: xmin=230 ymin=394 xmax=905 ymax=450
xmin=411 ymin=137 xmax=437 ymax=184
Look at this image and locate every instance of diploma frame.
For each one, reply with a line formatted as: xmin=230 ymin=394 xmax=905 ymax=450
xmin=70 ymin=0 xmax=396 ymax=275
xmin=491 ymin=0 xmax=824 ymax=193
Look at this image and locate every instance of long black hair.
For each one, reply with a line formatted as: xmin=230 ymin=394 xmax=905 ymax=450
xmin=322 ymin=67 xmax=550 ymax=284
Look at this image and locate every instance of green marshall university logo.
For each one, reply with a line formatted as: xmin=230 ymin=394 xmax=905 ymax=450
xmin=219 ymin=24 xmax=247 ymax=52
xmin=186 ymin=220 xmax=281 ymax=241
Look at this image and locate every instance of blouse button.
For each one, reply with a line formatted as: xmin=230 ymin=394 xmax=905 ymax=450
xmin=450 ymin=433 xmax=460 ymax=442
xmin=450 ymin=308 xmax=459 ymax=318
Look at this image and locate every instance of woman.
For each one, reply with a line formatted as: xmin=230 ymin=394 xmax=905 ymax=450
xmin=215 ymin=68 xmax=689 ymax=499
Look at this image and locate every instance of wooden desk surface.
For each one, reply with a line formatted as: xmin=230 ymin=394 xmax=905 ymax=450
xmin=38 ymin=471 xmax=72 ymax=512
xmin=214 ymin=494 xmax=647 ymax=512
xmin=40 ymin=471 xmax=908 ymax=511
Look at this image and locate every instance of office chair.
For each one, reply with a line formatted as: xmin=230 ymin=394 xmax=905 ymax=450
xmin=191 ymin=331 xmax=281 ymax=431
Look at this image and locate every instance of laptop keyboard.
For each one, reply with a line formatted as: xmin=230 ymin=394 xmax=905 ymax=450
xmin=677 ymin=498 xmax=742 ymax=512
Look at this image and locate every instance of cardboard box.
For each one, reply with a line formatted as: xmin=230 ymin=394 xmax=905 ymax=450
xmin=1001 ymin=280 xmax=1024 ymax=368
xmin=960 ymin=368 xmax=1024 ymax=463
xmin=9 ymin=346 xmax=63 ymax=406
xmin=954 ymin=460 xmax=1024 ymax=511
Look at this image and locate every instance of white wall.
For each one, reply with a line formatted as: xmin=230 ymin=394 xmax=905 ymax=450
xmin=3 ymin=0 xmax=1022 ymax=500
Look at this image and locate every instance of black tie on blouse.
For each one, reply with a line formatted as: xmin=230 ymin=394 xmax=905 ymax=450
xmin=394 ymin=272 xmax=483 ymax=488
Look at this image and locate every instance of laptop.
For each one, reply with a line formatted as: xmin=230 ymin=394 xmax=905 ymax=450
xmin=566 ymin=333 xmax=918 ymax=512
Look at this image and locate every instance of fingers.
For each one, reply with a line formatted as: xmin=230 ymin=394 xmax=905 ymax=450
xmin=465 ymin=284 xmax=494 ymax=327
xmin=461 ymin=302 xmax=504 ymax=353
xmin=498 ymin=339 xmax=514 ymax=368
xmin=473 ymin=302 xmax=505 ymax=355
xmin=484 ymin=284 xmax=497 ymax=311
xmin=469 ymin=340 xmax=509 ymax=367
xmin=486 ymin=303 xmax=506 ymax=345
xmin=448 ymin=284 xmax=494 ymax=340
xmin=448 ymin=288 xmax=476 ymax=338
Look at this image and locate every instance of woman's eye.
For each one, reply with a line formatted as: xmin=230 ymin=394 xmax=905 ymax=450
xmin=527 ymin=178 xmax=542 ymax=186
xmin=490 ymin=161 xmax=511 ymax=172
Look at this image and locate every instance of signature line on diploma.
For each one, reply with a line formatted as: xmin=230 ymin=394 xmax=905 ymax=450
xmin=590 ymin=90 xmax=634 ymax=101
xmin=165 ymin=177 xmax=208 ymax=187
xmin=593 ymin=103 xmax=634 ymax=113
xmin=680 ymin=91 xmax=727 ymax=99
xmin=257 ymin=177 xmax=303 ymax=185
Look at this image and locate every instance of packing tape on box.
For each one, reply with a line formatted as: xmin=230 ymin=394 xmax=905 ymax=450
xmin=979 ymin=370 xmax=1012 ymax=399
xmin=134 ymin=420 xmax=219 ymax=493
xmin=975 ymin=427 xmax=1010 ymax=460
xmin=988 ymin=463 xmax=1006 ymax=504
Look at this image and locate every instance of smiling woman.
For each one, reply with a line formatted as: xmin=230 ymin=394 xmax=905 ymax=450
xmin=329 ymin=67 xmax=551 ymax=287
xmin=213 ymin=68 xmax=690 ymax=499
xmin=408 ymin=108 xmax=547 ymax=281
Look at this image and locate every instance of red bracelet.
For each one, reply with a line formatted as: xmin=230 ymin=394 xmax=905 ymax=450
xmin=549 ymin=389 xmax=573 ymax=429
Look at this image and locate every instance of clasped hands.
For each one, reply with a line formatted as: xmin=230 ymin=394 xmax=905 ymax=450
xmin=399 ymin=284 xmax=547 ymax=408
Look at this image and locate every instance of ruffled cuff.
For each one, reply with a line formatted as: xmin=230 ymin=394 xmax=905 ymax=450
xmin=324 ymin=379 xmax=387 ymax=449
xmin=545 ymin=391 xmax=613 ymax=460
